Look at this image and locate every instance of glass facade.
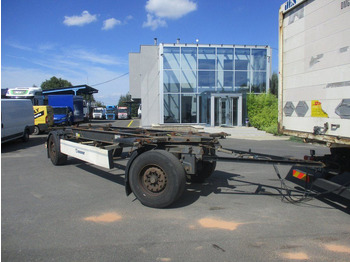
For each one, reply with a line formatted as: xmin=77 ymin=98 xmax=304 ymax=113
xmin=162 ymin=45 xmax=270 ymax=124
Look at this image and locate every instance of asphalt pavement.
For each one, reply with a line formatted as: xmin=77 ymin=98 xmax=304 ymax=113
xmin=2 ymin=120 xmax=350 ymax=261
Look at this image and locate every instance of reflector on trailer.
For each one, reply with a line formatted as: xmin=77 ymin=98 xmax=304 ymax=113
xmin=293 ymin=169 xmax=309 ymax=182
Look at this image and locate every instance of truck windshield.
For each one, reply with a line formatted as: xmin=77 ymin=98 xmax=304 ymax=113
xmin=94 ymin=110 xmax=103 ymax=113
xmin=53 ymin=108 xmax=67 ymax=114
xmin=106 ymin=110 xmax=114 ymax=113
xmin=118 ymin=109 xmax=127 ymax=113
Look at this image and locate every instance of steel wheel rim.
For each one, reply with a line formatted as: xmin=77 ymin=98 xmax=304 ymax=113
xmin=140 ymin=165 xmax=167 ymax=194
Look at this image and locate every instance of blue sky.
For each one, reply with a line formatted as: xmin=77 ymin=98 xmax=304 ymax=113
xmin=2 ymin=0 xmax=283 ymax=105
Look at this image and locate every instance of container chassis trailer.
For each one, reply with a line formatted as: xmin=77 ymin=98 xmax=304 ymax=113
xmin=46 ymin=125 xmax=350 ymax=208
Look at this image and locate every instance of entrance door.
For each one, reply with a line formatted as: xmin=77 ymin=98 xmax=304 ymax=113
xmin=214 ymin=97 xmax=238 ymax=126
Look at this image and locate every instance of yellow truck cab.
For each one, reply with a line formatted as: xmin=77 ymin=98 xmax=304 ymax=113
xmin=33 ymin=105 xmax=54 ymax=135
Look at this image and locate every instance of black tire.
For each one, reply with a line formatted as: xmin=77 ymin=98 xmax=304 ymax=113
xmin=189 ymin=161 xmax=217 ymax=183
xmin=48 ymin=134 xmax=67 ymax=165
xmin=129 ymin=150 xmax=186 ymax=208
xmin=33 ymin=126 xmax=40 ymax=135
xmin=22 ymin=128 xmax=30 ymax=142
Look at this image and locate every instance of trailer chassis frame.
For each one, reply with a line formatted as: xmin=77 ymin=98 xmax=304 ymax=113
xmin=46 ymin=125 xmax=349 ymax=208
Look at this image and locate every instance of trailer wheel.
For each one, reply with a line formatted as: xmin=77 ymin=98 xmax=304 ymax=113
xmin=129 ymin=150 xmax=186 ymax=208
xmin=189 ymin=161 xmax=217 ymax=183
xmin=48 ymin=134 xmax=67 ymax=165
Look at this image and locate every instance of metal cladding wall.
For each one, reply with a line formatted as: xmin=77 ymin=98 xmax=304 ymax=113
xmin=129 ymin=45 xmax=160 ymax=127
xmin=139 ymin=45 xmax=160 ymax=127
xmin=279 ymin=0 xmax=350 ymax=144
xmin=129 ymin=52 xmax=141 ymax=99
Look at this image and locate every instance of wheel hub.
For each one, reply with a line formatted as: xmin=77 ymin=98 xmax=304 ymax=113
xmin=142 ymin=167 xmax=167 ymax=193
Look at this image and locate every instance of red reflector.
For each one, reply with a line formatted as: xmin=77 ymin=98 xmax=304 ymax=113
xmin=293 ymin=170 xmax=309 ymax=182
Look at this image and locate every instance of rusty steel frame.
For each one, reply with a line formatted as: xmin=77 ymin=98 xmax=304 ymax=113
xmin=57 ymin=125 xmax=325 ymax=168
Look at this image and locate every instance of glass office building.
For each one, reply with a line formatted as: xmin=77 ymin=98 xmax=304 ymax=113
xmin=129 ymin=43 xmax=271 ymax=127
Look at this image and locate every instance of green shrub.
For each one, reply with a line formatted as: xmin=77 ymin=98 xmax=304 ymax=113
xmin=247 ymin=93 xmax=278 ymax=135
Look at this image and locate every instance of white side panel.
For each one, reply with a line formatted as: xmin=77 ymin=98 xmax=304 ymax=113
xmin=1 ymin=99 xmax=35 ymax=141
xmin=280 ymin=0 xmax=350 ymax=141
xmin=60 ymin=140 xmax=113 ymax=169
xmin=139 ymin=46 xmax=160 ymax=127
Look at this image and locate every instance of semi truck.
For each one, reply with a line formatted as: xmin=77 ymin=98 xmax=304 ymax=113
xmin=106 ymin=105 xmax=118 ymax=120
xmin=278 ymin=0 xmax=350 ymax=194
xmin=92 ymin=107 xmax=106 ymax=119
xmin=48 ymin=95 xmax=84 ymax=124
xmin=117 ymin=106 xmax=130 ymax=119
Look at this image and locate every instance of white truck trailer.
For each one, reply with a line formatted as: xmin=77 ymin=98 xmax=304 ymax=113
xmin=279 ymin=0 xmax=349 ymax=199
xmin=279 ymin=0 xmax=350 ymax=144
xmin=279 ymin=0 xmax=350 ymax=155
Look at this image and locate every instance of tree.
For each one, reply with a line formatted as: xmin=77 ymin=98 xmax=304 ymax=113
xmin=82 ymin=94 xmax=95 ymax=102
xmin=118 ymin=93 xmax=132 ymax=107
xmin=95 ymin=101 xmax=105 ymax=107
xmin=269 ymin=73 xmax=278 ymax=97
xmin=41 ymin=76 xmax=72 ymax=90
xmin=118 ymin=93 xmax=139 ymax=117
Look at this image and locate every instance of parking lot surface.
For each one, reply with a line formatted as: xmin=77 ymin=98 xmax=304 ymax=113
xmin=2 ymin=122 xmax=350 ymax=261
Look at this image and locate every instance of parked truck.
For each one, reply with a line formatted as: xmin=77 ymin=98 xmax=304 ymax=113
xmin=106 ymin=105 xmax=118 ymax=120
xmin=6 ymin=86 xmax=43 ymax=105
xmin=117 ymin=106 xmax=130 ymax=119
xmin=33 ymin=105 xmax=54 ymax=134
xmin=48 ymin=95 xmax=84 ymax=124
xmin=92 ymin=107 xmax=106 ymax=119
xmin=52 ymin=106 xmax=72 ymax=126
xmin=278 ymin=0 xmax=350 ymax=194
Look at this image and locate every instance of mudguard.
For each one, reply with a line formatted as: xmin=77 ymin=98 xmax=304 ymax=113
xmin=124 ymin=150 xmax=141 ymax=196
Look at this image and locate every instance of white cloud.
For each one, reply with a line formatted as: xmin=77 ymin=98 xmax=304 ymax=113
xmin=145 ymin=0 xmax=197 ymax=19
xmin=38 ymin=43 xmax=57 ymax=51
xmin=125 ymin=15 xmax=133 ymax=21
xmin=1 ymin=44 xmax=129 ymax=105
xmin=68 ymin=49 xmax=126 ymax=66
xmin=142 ymin=14 xmax=167 ymax=31
xmin=63 ymin=11 xmax=97 ymax=27
xmin=1 ymin=67 xmax=52 ymax=88
xmin=5 ymin=41 xmax=124 ymax=66
xmin=5 ymin=41 xmax=32 ymax=51
xmin=102 ymin=18 xmax=121 ymax=30
xmin=143 ymin=0 xmax=197 ymax=30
